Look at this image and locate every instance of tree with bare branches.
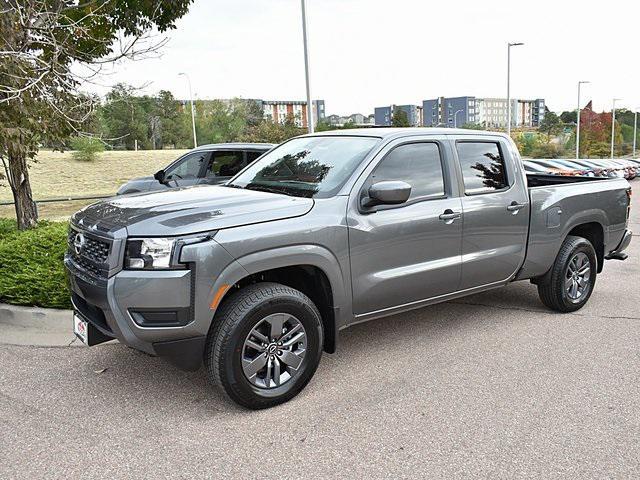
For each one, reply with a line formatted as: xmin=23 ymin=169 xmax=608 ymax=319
xmin=0 ymin=0 xmax=192 ymax=229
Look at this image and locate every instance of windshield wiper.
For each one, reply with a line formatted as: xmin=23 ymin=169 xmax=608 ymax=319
xmin=224 ymin=183 xmax=244 ymax=189
xmin=245 ymin=184 xmax=295 ymax=197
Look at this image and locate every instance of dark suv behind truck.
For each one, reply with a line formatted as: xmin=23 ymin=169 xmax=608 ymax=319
xmin=66 ymin=128 xmax=632 ymax=409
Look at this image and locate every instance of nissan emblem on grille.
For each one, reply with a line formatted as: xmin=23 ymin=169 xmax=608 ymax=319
xmin=73 ymin=233 xmax=86 ymax=255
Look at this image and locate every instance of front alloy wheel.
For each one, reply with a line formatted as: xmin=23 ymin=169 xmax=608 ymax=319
xmin=241 ymin=313 xmax=307 ymax=389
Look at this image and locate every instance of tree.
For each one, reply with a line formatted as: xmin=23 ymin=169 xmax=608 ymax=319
xmin=100 ymin=84 xmax=151 ymax=149
xmin=559 ymin=111 xmax=577 ymax=124
xmin=539 ymin=112 xmax=563 ymax=137
xmin=0 ymin=0 xmax=193 ymax=229
xmin=241 ymin=116 xmax=304 ymax=144
xmin=154 ymin=90 xmax=186 ymax=149
xmin=391 ymin=107 xmax=411 ymax=127
xmin=460 ymin=122 xmax=485 ymax=130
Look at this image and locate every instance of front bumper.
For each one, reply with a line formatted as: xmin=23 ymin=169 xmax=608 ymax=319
xmin=65 ymin=254 xmax=205 ymax=370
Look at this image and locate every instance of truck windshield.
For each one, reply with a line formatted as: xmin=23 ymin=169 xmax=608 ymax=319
xmin=227 ymin=136 xmax=380 ymax=198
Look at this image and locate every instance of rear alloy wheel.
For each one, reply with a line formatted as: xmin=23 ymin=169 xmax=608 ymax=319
xmin=564 ymin=252 xmax=591 ymax=303
xmin=537 ymin=235 xmax=597 ymax=312
xmin=204 ymin=282 xmax=323 ymax=409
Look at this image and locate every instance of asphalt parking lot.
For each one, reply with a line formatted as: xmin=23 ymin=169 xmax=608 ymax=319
xmin=1 ymin=209 xmax=638 ymax=479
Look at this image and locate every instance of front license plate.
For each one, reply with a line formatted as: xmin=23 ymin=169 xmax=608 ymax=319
xmin=73 ymin=314 xmax=88 ymax=344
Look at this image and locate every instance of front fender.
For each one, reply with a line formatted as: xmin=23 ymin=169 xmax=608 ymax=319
xmin=207 ymin=244 xmax=351 ymax=331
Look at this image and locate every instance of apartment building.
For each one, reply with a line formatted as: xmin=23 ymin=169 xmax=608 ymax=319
xmin=422 ymin=96 xmax=477 ymax=127
xmin=261 ymin=99 xmax=326 ymax=128
xmin=326 ymin=113 xmax=375 ymax=127
xmin=374 ymin=105 xmax=423 ymax=126
xmin=422 ymin=96 xmax=545 ymax=128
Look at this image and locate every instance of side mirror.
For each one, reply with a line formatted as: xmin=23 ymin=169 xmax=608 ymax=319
xmin=154 ymin=170 xmax=166 ymax=184
xmin=361 ymin=181 xmax=412 ymax=209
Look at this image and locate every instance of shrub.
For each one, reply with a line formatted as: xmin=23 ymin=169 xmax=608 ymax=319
xmin=0 ymin=221 xmax=71 ymax=309
xmin=530 ymin=143 xmax=562 ymax=159
xmin=0 ymin=218 xmax=17 ymax=241
xmin=70 ymin=136 xmax=104 ymax=162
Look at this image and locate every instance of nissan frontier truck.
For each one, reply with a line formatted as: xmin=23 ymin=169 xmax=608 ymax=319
xmin=65 ymin=128 xmax=633 ymax=409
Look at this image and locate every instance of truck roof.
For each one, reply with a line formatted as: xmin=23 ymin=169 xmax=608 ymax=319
xmin=303 ymin=127 xmax=510 ymax=141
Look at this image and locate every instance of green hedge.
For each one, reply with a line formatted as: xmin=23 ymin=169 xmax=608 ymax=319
xmin=0 ymin=219 xmax=71 ymax=309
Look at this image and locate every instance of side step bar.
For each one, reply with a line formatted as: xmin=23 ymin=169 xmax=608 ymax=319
xmin=605 ymin=252 xmax=628 ymax=261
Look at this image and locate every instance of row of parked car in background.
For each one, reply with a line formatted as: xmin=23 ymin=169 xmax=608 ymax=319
xmin=523 ymin=157 xmax=640 ymax=180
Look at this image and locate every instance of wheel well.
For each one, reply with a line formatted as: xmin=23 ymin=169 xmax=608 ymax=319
xmin=568 ymin=222 xmax=604 ymax=272
xmin=221 ymin=265 xmax=336 ymax=353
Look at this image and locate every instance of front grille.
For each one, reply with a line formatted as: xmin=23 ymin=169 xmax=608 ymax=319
xmin=68 ymin=230 xmax=110 ymax=263
xmin=67 ymin=227 xmax=113 ymax=279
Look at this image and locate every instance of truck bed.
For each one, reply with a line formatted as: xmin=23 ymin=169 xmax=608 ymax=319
xmin=526 ymin=173 xmax=611 ymax=188
xmin=516 ymin=175 xmax=630 ymax=280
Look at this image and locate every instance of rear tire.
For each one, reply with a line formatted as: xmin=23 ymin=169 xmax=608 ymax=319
xmin=537 ymin=235 xmax=597 ymax=312
xmin=204 ymin=282 xmax=323 ymax=409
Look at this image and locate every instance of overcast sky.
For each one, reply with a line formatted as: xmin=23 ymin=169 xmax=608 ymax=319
xmin=88 ymin=0 xmax=639 ymax=116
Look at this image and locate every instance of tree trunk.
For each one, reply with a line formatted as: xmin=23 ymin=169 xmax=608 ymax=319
xmin=6 ymin=152 xmax=38 ymax=230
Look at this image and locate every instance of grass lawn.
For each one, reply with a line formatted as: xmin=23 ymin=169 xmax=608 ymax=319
xmin=0 ymin=149 xmax=188 ymax=220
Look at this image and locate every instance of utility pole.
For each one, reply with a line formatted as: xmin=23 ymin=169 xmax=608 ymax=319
xmin=179 ymin=72 xmax=197 ymax=148
xmin=301 ymin=0 xmax=314 ymax=133
xmin=576 ymin=81 xmax=590 ymax=159
xmin=611 ymin=98 xmax=621 ymax=159
xmin=506 ymin=42 xmax=524 ymax=137
xmin=634 ymin=110 xmax=638 ymax=158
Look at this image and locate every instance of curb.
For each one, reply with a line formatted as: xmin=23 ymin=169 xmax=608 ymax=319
xmin=0 ymin=303 xmax=83 ymax=347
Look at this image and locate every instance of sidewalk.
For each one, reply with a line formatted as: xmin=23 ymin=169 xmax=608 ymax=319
xmin=0 ymin=303 xmax=81 ymax=347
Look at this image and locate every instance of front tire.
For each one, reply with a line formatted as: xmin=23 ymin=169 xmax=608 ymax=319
xmin=537 ymin=235 xmax=597 ymax=312
xmin=204 ymin=282 xmax=323 ymax=409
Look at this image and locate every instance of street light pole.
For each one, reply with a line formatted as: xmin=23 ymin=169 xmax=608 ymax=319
xmin=506 ymin=42 xmax=524 ymax=137
xmin=634 ymin=110 xmax=638 ymax=158
xmin=300 ymin=0 xmax=314 ymax=133
xmin=611 ymin=98 xmax=621 ymax=159
xmin=179 ymin=72 xmax=197 ymax=148
xmin=576 ymin=81 xmax=590 ymax=159
xmin=454 ymin=109 xmax=463 ymax=128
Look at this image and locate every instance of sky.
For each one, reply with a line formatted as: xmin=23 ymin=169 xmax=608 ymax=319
xmin=87 ymin=0 xmax=640 ymax=116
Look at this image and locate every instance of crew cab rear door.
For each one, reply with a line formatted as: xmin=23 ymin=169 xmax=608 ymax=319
xmin=449 ymin=135 xmax=530 ymax=289
xmin=347 ymin=136 xmax=463 ymax=316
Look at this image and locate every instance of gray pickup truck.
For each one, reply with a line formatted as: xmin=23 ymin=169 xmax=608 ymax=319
xmin=65 ymin=128 xmax=633 ymax=409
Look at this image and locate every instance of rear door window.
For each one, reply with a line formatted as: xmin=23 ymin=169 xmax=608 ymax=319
xmin=246 ymin=150 xmax=265 ymax=164
xmin=207 ymin=151 xmax=245 ymax=178
xmin=456 ymin=142 xmax=508 ymax=194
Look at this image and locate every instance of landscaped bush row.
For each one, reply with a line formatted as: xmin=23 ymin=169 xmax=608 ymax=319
xmin=0 ymin=219 xmax=72 ymax=309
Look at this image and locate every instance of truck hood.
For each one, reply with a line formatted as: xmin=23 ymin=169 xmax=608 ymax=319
xmin=72 ymin=185 xmax=314 ymax=237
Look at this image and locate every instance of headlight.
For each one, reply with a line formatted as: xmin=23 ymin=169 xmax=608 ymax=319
xmin=125 ymin=238 xmax=177 ymax=270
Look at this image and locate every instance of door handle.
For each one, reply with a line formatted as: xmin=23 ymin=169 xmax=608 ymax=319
xmin=507 ymin=202 xmax=525 ymax=214
xmin=439 ymin=209 xmax=461 ymax=224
